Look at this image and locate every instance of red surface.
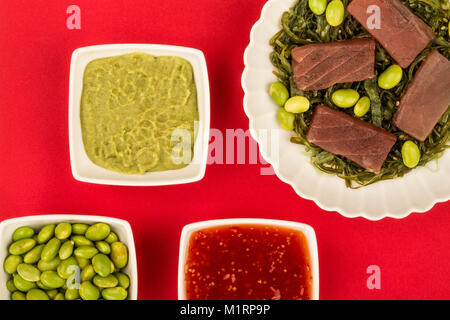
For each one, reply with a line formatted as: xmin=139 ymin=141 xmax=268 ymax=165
xmin=0 ymin=0 xmax=448 ymax=300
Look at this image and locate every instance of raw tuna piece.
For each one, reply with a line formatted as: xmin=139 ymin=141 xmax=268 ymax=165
xmin=393 ymin=50 xmax=450 ymax=141
xmin=347 ymin=0 xmax=434 ymax=68
xmin=291 ymin=38 xmax=376 ymax=91
xmin=306 ymin=105 xmax=397 ymax=174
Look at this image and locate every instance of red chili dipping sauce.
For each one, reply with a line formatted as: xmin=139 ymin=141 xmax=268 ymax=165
xmin=184 ymin=225 xmax=313 ymax=300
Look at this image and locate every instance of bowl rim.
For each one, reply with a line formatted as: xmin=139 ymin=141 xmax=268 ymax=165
xmin=177 ymin=218 xmax=319 ymax=300
xmin=68 ymin=43 xmax=210 ymax=186
xmin=241 ymin=0 xmax=449 ymax=220
xmin=0 ymin=214 xmax=138 ymax=300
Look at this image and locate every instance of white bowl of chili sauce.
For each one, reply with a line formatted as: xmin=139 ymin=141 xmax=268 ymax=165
xmin=178 ymin=219 xmax=319 ymax=300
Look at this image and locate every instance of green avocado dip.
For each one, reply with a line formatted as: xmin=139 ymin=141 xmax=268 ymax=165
xmin=80 ymin=52 xmax=199 ymax=174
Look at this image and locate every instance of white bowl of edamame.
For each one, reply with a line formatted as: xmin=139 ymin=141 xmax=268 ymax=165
xmin=242 ymin=0 xmax=450 ymax=220
xmin=0 ymin=215 xmax=138 ymax=300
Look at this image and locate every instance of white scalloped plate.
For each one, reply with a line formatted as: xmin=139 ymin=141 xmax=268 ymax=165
xmin=242 ymin=0 xmax=449 ymax=220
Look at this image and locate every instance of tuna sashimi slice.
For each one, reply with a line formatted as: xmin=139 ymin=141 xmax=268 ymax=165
xmin=306 ymin=105 xmax=397 ymax=174
xmin=347 ymin=0 xmax=434 ymax=68
xmin=291 ymin=38 xmax=375 ymax=91
xmin=393 ymin=50 xmax=450 ymax=141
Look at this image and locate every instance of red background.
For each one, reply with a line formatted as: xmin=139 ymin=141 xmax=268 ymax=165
xmin=0 ymin=0 xmax=449 ymax=300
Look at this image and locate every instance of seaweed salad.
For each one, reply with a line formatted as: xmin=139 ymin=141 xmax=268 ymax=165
xmin=270 ymin=0 xmax=450 ymax=188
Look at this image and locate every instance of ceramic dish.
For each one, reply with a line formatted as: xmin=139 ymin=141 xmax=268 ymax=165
xmin=242 ymin=0 xmax=450 ymax=220
xmin=69 ymin=44 xmax=210 ymax=186
xmin=0 ymin=214 xmax=138 ymax=300
xmin=178 ymin=218 xmax=319 ymax=300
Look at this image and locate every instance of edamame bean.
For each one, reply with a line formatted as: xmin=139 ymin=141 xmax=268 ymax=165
xmin=76 ymin=257 xmax=90 ymax=269
xmin=277 ymin=108 xmax=295 ymax=131
xmin=92 ymin=254 xmax=112 ymax=277
xmin=11 ymin=292 xmax=26 ymax=300
xmin=402 ymin=141 xmax=421 ymax=169
xmin=104 ymin=232 xmax=119 ymax=244
xmin=85 ymin=223 xmax=111 ymax=241
xmin=79 ymin=281 xmax=100 ymax=300
xmin=354 ymin=96 xmax=371 ymax=117
xmin=378 ymin=65 xmax=403 ymax=89
xmin=110 ymin=242 xmax=128 ymax=269
xmin=54 ymin=293 xmax=65 ymax=300
xmin=37 ymin=257 xmax=61 ymax=272
xmin=96 ymin=241 xmax=111 ymax=255
xmin=74 ymin=246 xmax=98 ymax=259
xmin=269 ymin=82 xmax=290 ymax=107
xmin=47 ymin=289 xmax=58 ymax=299
xmin=71 ymin=235 xmax=94 ymax=247
xmin=17 ymin=264 xmax=41 ymax=282
xmin=81 ymin=265 xmax=96 ymax=282
xmin=13 ymin=274 xmax=36 ymax=292
xmin=284 ymin=96 xmax=310 ymax=114
xmin=93 ymin=274 xmax=118 ymax=288
xmin=36 ymin=281 xmax=51 ymax=290
xmin=57 ymin=256 xmax=79 ymax=279
xmin=115 ymin=273 xmax=130 ymax=289
xmin=102 ymin=287 xmax=128 ymax=300
xmin=309 ymin=0 xmax=327 ymax=15
xmin=40 ymin=271 xmax=65 ymax=289
xmin=55 ymin=223 xmax=72 ymax=240
xmin=65 ymin=288 xmax=80 ymax=300
xmin=59 ymin=240 xmax=74 ymax=260
xmin=7 ymin=279 xmax=17 ymax=292
xmin=37 ymin=224 xmax=55 ymax=244
xmin=23 ymin=244 xmax=45 ymax=264
xmin=3 ymin=255 xmax=23 ymax=274
xmin=26 ymin=289 xmax=49 ymax=300
xmin=9 ymin=238 xmax=36 ymax=256
xmin=332 ymin=89 xmax=360 ymax=108
xmin=326 ymin=0 xmax=345 ymax=27
xmin=72 ymin=223 xmax=89 ymax=235
xmin=12 ymin=227 xmax=35 ymax=241
xmin=41 ymin=238 xmax=61 ymax=262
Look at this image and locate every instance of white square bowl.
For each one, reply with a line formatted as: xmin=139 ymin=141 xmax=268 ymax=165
xmin=178 ymin=218 xmax=319 ymax=300
xmin=69 ymin=44 xmax=210 ymax=186
xmin=0 ymin=215 xmax=138 ymax=300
